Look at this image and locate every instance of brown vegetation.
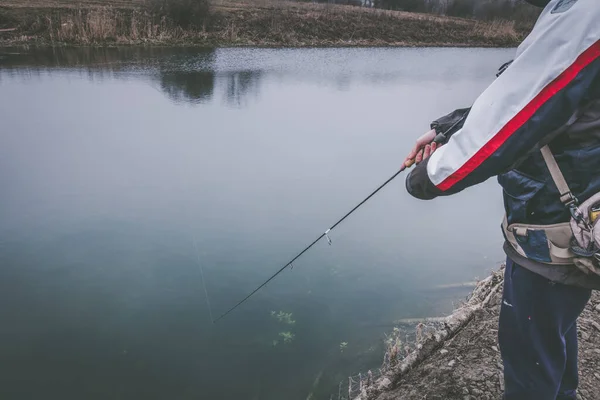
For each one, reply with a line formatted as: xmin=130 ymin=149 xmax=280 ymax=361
xmin=375 ymin=0 xmax=540 ymax=23
xmin=0 ymin=0 xmax=532 ymax=47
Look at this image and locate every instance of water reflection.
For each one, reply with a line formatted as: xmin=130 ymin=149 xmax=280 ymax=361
xmin=225 ymin=70 xmax=262 ymax=107
xmin=159 ymin=71 xmax=216 ymax=104
xmin=0 ymin=46 xmax=509 ymax=109
xmin=157 ymin=48 xmax=217 ymax=104
xmin=159 ymin=68 xmax=263 ymax=106
xmin=0 ymin=47 xmax=265 ymax=106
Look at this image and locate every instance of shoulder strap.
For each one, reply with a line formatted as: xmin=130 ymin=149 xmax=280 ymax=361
xmin=540 ymin=145 xmax=578 ymax=206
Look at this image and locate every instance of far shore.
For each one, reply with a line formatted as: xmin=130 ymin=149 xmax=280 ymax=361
xmin=0 ymin=0 xmax=532 ymax=48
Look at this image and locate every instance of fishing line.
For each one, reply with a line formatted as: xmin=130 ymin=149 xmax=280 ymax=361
xmin=213 ymin=166 xmax=408 ymax=323
xmin=193 ymin=235 xmax=215 ymax=324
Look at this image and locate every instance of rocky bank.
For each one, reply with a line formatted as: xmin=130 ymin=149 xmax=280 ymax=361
xmin=356 ymin=267 xmax=600 ymax=400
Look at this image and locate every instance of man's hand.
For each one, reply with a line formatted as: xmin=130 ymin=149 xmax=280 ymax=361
xmin=403 ymin=129 xmax=440 ymax=169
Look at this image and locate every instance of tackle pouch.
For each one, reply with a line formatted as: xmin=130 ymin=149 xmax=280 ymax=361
xmin=502 ymin=217 xmax=574 ymax=264
xmin=540 ymin=146 xmax=600 ymax=269
xmin=570 ymin=192 xmax=600 ymax=261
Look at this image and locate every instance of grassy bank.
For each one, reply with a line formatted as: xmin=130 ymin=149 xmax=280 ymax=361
xmin=0 ymin=0 xmax=531 ymax=47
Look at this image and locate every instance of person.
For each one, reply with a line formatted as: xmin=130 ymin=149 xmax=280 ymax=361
xmin=402 ymin=1 xmax=600 ymax=399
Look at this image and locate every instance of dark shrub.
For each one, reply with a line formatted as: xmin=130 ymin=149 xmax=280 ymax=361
xmin=150 ymin=0 xmax=210 ymax=28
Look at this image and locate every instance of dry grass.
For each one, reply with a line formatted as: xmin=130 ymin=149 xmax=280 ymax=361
xmin=0 ymin=0 xmax=144 ymax=7
xmin=472 ymin=19 xmax=519 ymax=41
xmin=4 ymin=7 xmax=183 ymax=44
xmin=0 ymin=0 xmax=531 ymax=47
xmin=0 ymin=3 xmax=202 ymax=44
xmin=205 ymin=2 xmax=526 ymax=47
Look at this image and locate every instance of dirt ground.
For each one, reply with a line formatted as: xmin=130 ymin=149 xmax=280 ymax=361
xmin=373 ymin=282 xmax=600 ymax=400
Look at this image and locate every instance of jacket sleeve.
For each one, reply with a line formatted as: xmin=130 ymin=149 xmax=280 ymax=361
xmin=407 ymin=0 xmax=600 ymax=200
xmin=430 ymin=108 xmax=470 ymax=145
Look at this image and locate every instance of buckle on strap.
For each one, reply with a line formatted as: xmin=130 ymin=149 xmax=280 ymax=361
xmin=560 ymin=192 xmax=585 ymax=222
xmin=565 ymin=196 xmax=590 ymax=228
xmin=561 ymin=192 xmax=578 ymax=208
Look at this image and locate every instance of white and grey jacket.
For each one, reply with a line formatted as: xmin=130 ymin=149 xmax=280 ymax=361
xmin=406 ymin=0 xmax=600 ymax=288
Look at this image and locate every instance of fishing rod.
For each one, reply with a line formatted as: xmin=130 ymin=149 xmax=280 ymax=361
xmin=212 ymin=116 xmax=466 ymax=324
xmin=213 ymin=164 xmax=408 ymax=323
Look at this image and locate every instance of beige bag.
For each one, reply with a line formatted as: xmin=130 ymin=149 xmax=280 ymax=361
xmin=541 ymin=146 xmax=600 ymax=273
xmin=502 ymin=217 xmax=574 ymax=265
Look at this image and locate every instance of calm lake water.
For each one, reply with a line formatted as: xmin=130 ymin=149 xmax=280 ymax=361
xmin=0 ymin=47 xmax=511 ymax=400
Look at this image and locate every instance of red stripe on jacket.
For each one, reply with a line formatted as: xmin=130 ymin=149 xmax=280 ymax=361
xmin=437 ymin=40 xmax=600 ymax=192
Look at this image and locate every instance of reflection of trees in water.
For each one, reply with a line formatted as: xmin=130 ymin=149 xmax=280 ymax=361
xmin=1 ymin=47 xmax=264 ymax=107
xmin=158 ymin=69 xmax=263 ymax=106
xmin=156 ymin=48 xmax=217 ymax=104
xmin=159 ymin=71 xmax=215 ymax=104
xmin=0 ymin=46 xmax=192 ymax=73
xmin=224 ymin=70 xmax=262 ymax=107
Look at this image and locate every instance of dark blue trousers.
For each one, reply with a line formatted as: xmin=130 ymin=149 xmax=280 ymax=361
xmin=499 ymin=258 xmax=591 ymax=400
